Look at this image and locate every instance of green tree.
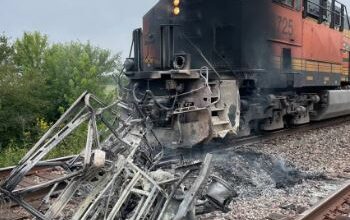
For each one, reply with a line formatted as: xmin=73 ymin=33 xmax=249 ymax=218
xmin=14 ymin=32 xmax=50 ymax=144
xmin=43 ymin=41 xmax=120 ymax=120
xmin=0 ymin=32 xmax=121 ymax=150
xmin=14 ymin=32 xmax=48 ymax=72
xmin=0 ymin=33 xmax=50 ymax=147
xmin=0 ymin=34 xmax=18 ymax=147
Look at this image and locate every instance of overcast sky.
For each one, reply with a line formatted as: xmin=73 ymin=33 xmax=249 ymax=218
xmin=0 ymin=0 xmax=158 ymax=57
xmin=1 ymin=0 xmax=350 ymax=57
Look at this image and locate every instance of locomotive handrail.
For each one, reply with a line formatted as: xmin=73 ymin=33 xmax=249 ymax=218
xmin=343 ymin=5 xmax=350 ymax=30
xmin=305 ymin=0 xmax=349 ymax=30
xmin=307 ymin=0 xmax=341 ymax=16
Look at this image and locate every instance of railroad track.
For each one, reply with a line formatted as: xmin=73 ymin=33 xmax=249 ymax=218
xmin=0 ymin=156 xmax=74 ymax=220
xmin=1 ymin=116 xmax=350 ymax=219
xmin=0 ymin=156 xmax=74 ymax=180
xmin=165 ymin=115 xmax=350 ymax=160
xmin=297 ymin=181 xmax=350 ymax=220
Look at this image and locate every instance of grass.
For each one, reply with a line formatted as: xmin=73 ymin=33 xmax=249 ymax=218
xmin=0 ymin=125 xmax=87 ymax=168
xmin=0 ymin=84 xmax=116 ymax=168
xmin=0 ymin=145 xmax=28 ymax=168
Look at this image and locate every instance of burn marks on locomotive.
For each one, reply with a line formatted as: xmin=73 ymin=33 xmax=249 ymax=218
xmin=140 ymin=0 xmax=276 ymax=72
xmin=240 ymin=0 xmax=275 ymax=70
xmin=187 ymin=0 xmax=275 ymax=71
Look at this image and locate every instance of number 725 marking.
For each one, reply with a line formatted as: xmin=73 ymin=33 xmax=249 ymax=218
xmin=276 ymin=15 xmax=294 ymax=37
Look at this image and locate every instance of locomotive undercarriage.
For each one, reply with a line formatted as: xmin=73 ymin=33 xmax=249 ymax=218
xmin=127 ymin=68 xmax=350 ymax=148
xmin=238 ymin=90 xmax=320 ymax=136
xmin=129 ymin=71 xmax=240 ymax=148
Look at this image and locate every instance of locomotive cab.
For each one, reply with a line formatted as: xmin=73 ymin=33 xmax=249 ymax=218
xmin=124 ymin=0 xmax=350 ymax=148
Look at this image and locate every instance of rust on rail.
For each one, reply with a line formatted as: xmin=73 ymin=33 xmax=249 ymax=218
xmin=298 ymin=181 xmax=350 ymax=220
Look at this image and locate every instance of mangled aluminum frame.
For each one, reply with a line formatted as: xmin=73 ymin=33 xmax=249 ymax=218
xmin=0 ymin=92 xmax=236 ymax=220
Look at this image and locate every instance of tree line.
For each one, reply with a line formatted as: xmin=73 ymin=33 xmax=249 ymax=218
xmin=0 ymin=32 xmax=121 ymax=166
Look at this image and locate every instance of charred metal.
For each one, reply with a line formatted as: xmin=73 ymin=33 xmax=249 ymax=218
xmin=0 ymin=92 xmax=235 ymax=220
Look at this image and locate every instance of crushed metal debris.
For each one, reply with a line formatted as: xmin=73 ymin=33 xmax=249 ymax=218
xmin=0 ymin=92 xmax=235 ymax=220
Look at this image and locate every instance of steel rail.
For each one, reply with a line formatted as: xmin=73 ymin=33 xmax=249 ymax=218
xmin=165 ymin=115 xmax=350 ymax=160
xmin=1 ymin=116 xmax=350 ymax=219
xmin=297 ymin=181 xmax=350 ymax=220
xmin=0 ymin=155 xmax=75 ymax=180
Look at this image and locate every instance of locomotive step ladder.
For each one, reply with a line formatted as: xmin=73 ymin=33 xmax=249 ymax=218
xmin=208 ymin=80 xmax=234 ymax=138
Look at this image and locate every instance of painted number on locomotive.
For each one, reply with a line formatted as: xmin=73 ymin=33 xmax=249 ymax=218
xmin=276 ymin=16 xmax=294 ymax=38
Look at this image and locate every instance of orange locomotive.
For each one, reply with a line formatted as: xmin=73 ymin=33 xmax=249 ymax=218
xmin=124 ymin=0 xmax=350 ymax=148
xmin=272 ymin=0 xmax=349 ymax=86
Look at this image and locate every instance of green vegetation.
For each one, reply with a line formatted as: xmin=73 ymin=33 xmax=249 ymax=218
xmin=0 ymin=32 xmax=121 ymax=167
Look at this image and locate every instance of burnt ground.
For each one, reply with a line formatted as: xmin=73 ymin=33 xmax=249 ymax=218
xmin=203 ymin=149 xmax=343 ymax=220
xmin=197 ymin=121 xmax=350 ymax=220
xmin=212 ymin=150 xmax=327 ymax=190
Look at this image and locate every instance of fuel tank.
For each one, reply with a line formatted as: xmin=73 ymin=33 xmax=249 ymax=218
xmin=312 ymin=90 xmax=350 ymax=121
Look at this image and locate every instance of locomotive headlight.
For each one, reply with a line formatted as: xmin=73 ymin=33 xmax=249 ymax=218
xmin=173 ymin=7 xmax=180 ymax=16
xmin=172 ymin=0 xmax=181 ymax=15
xmin=173 ymin=55 xmax=186 ymax=69
xmin=173 ymin=0 xmax=180 ymax=7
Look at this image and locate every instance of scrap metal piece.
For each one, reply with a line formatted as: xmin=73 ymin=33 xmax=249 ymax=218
xmin=71 ymin=156 xmax=126 ymax=220
xmin=174 ymin=154 xmax=213 ymax=220
xmin=206 ymin=175 xmax=237 ymax=212
xmin=0 ymin=187 xmax=47 ymax=220
xmin=0 ymin=92 xmax=234 ymax=220
xmin=157 ymin=170 xmax=192 ymax=220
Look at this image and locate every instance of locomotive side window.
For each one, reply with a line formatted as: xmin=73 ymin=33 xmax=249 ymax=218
xmin=273 ymin=0 xmax=301 ymax=10
xmin=303 ymin=0 xmax=348 ymax=31
xmin=294 ymin=0 xmax=301 ymax=10
xmin=282 ymin=0 xmax=293 ymax=7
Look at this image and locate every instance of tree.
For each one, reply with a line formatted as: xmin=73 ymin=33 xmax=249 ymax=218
xmin=14 ymin=32 xmax=48 ymax=73
xmin=0 ymin=35 xmax=18 ymax=147
xmin=0 ymin=32 xmax=121 ymax=149
xmin=43 ymin=41 xmax=120 ymax=120
xmin=0 ymin=33 xmax=50 ymax=147
xmin=13 ymin=32 xmax=50 ymax=115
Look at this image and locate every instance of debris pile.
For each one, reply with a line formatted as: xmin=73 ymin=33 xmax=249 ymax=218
xmin=0 ymin=92 xmax=235 ymax=220
xmin=201 ymin=134 xmax=348 ymax=220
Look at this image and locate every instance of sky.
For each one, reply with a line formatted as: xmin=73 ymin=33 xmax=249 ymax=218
xmin=0 ymin=0 xmax=158 ymax=57
xmin=1 ymin=0 xmax=350 ymax=57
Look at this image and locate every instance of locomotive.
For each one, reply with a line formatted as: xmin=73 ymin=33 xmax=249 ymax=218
xmin=123 ymin=0 xmax=350 ymax=148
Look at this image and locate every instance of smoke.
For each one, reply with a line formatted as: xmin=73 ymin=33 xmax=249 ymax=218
xmin=271 ymin=157 xmax=304 ymax=189
xmin=209 ymin=148 xmax=327 ymax=190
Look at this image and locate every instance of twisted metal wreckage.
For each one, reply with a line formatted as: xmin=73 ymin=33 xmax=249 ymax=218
xmin=0 ymin=91 xmax=235 ymax=219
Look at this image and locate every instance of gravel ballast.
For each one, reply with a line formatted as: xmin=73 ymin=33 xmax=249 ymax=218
xmin=201 ymin=121 xmax=350 ymax=220
xmin=2 ymin=121 xmax=350 ymax=219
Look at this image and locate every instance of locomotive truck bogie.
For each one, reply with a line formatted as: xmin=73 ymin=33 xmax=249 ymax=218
xmin=125 ymin=0 xmax=350 ymax=148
